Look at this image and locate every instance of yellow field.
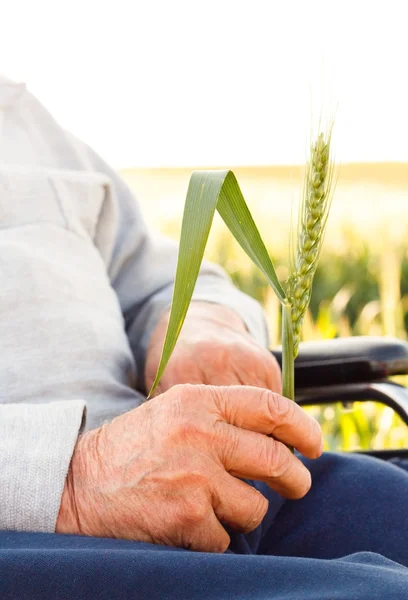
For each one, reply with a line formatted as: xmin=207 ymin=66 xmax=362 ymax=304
xmin=121 ymin=162 xmax=408 ymax=252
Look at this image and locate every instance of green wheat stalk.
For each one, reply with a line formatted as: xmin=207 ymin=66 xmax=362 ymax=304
xmin=289 ymin=130 xmax=335 ymax=355
xmin=149 ymin=126 xmax=336 ymax=413
xmin=280 ymin=127 xmax=335 ymax=402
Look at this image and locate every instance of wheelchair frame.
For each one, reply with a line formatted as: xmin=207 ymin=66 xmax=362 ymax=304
xmin=272 ymin=336 xmax=408 ymax=459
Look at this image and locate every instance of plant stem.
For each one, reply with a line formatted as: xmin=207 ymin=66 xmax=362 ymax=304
xmin=281 ymin=302 xmax=295 ymax=453
xmin=281 ymin=302 xmax=295 ymax=401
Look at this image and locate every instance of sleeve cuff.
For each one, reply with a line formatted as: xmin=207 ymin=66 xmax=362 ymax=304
xmin=0 ymin=400 xmax=86 ymax=533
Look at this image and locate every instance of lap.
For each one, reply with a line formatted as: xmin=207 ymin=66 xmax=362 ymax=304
xmin=1 ymin=531 xmax=408 ymax=599
xmin=233 ymin=452 xmax=408 ymax=566
xmin=1 ymin=452 xmax=408 ymax=599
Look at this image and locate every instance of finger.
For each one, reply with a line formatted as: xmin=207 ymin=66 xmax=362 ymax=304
xmin=211 ymin=472 xmax=269 ymax=533
xmin=181 ymin=508 xmax=231 ymax=553
xmin=210 ymin=386 xmax=322 ymax=459
xmin=214 ymin=422 xmax=312 ymax=499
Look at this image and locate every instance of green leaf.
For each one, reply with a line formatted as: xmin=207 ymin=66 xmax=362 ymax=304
xmin=149 ymin=169 xmax=286 ymax=396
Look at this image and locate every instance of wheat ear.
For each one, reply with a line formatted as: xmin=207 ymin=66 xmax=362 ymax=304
xmin=287 ymin=129 xmax=335 ymax=357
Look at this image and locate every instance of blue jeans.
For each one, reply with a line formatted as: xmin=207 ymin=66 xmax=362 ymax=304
xmin=1 ymin=453 xmax=408 ymax=599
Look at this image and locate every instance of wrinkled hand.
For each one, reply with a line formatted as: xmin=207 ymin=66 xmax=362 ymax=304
xmin=57 ymin=384 xmax=322 ymax=552
xmin=145 ymin=302 xmax=282 ymax=395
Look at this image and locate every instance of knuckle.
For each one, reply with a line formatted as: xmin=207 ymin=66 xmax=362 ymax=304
xmin=215 ymin=534 xmax=231 ymax=554
xmin=183 ymin=383 xmax=221 ymax=414
xmin=262 ymin=390 xmax=293 ymax=427
xmin=265 ymin=439 xmax=291 ymax=479
xmin=206 ymin=340 xmax=228 ymax=362
xmin=193 ymin=341 xmax=233 ymax=377
xmin=167 ymin=386 xmax=214 ymax=443
xmin=170 ymin=383 xmax=188 ymax=399
xmin=304 ymin=416 xmax=323 ymax=455
xmin=182 ymin=523 xmax=231 ymax=554
xmin=178 ymin=497 xmax=209 ymax=527
xmin=264 ymin=440 xmax=313 ymax=499
xmin=216 ymin=423 xmax=240 ymax=468
xmin=193 ymin=531 xmax=230 ymax=554
xmin=175 ymin=418 xmax=203 ymax=441
xmin=208 ymin=385 xmax=227 ymax=411
xmin=173 ymin=383 xmax=203 ymax=404
xmin=243 ymin=492 xmax=269 ymax=532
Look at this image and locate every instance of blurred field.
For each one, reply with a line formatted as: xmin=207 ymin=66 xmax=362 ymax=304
xmin=121 ymin=164 xmax=408 ymax=452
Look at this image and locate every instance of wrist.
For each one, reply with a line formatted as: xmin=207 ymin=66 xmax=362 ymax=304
xmin=56 ymin=456 xmax=79 ymax=535
xmin=56 ymin=429 xmax=102 ymax=536
xmin=56 ymin=440 xmax=82 ymax=535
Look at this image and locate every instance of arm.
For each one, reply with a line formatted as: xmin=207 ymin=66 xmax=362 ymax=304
xmin=0 ymin=401 xmax=85 ymax=532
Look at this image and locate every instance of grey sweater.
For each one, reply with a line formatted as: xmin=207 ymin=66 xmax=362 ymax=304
xmin=0 ymin=75 xmax=268 ymax=533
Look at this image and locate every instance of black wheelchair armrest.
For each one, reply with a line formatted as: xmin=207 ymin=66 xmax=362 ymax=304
xmin=295 ymin=381 xmax=408 ymax=428
xmin=272 ymin=336 xmax=408 ymax=389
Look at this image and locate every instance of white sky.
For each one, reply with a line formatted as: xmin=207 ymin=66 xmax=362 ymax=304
xmin=1 ymin=0 xmax=407 ymax=168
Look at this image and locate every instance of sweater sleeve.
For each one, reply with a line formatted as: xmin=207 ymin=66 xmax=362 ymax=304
xmin=80 ymin=145 xmax=269 ymax=393
xmin=0 ymin=400 xmax=85 ymax=533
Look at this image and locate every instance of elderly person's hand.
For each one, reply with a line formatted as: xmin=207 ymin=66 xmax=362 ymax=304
xmin=145 ymin=302 xmax=282 ymax=395
xmin=57 ymin=384 xmax=322 ymax=552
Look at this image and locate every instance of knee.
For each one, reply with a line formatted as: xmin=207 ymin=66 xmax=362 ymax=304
xmin=303 ymin=451 xmax=408 ymax=498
